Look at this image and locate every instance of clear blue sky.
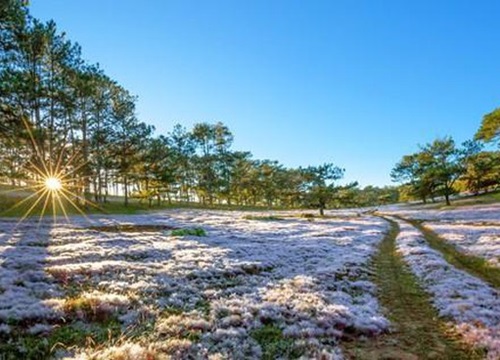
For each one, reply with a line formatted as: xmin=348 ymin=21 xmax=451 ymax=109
xmin=30 ymin=0 xmax=500 ymax=186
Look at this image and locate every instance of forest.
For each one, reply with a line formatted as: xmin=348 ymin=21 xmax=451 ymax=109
xmin=0 ymin=0 xmax=397 ymax=214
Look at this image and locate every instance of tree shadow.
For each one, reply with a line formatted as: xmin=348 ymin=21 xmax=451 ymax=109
xmin=0 ymin=211 xmax=388 ymax=358
xmin=125 ymin=211 xmax=390 ymax=357
xmin=0 ymin=218 xmax=60 ymax=331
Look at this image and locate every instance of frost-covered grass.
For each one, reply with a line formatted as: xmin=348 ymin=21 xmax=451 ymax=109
xmin=0 ymin=210 xmax=389 ymax=359
xmin=423 ymin=222 xmax=500 ymax=268
xmin=393 ymin=217 xmax=500 ymax=359
xmin=382 ymin=203 xmax=500 ymax=223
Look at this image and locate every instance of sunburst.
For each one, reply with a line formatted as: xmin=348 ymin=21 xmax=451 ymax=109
xmin=0 ymin=117 xmax=110 ymax=226
xmin=44 ymin=177 xmax=62 ymax=192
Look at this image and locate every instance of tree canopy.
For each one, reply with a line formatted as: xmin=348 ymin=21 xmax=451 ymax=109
xmin=475 ymin=108 xmax=500 ymax=143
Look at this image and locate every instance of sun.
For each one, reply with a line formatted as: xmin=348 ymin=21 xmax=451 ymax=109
xmin=44 ymin=177 xmax=63 ymax=192
xmin=0 ymin=118 xmax=106 ymax=224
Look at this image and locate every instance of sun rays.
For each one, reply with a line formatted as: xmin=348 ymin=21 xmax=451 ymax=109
xmin=0 ymin=118 xmax=105 ymax=226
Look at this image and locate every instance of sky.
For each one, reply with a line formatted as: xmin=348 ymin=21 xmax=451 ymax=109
xmin=30 ymin=0 xmax=500 ymax=186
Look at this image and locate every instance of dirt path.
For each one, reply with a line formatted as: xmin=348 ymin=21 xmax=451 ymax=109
xmin=401 ymin=217 xmax=500 ymax=289
xmin=343 ymin=217 xmax=481 ymax=359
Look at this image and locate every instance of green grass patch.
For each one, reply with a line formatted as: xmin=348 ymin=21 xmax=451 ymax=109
xmin=404 ymin=218 xmax=500 ymax=289
xmin=194 ymin=299 xmax=211 ymax=316
xmin=243 ymin=215 xmax=284 ymax=221
xmin=0 ymin=187 xmax=289 ymax=218
xmin=171 ymin=227 xmax=206 ymax=237
xmin=343 ymin=217 xmax=483 ymax=359
xmin=0 ymin=319 xmax=122 ymax=360
xmin=250 ymin=325 xmax=302 ymax=360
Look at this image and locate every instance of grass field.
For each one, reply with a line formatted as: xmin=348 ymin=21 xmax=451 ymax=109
xmin=0 ymin=186 xmax=499 ymax=359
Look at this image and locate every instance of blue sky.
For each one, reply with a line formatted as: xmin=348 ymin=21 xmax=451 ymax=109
xmin=30 ymin=0 xmax=500 ymax=186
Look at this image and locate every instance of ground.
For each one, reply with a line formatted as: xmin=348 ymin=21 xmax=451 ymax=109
xmin=0 ymin=204 xmax=499 ymax=359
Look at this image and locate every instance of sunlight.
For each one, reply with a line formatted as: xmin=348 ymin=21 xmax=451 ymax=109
xmin=44 ymin=177 xmax=62 ymax=192
xmin=0 ymin=117 xmax=105 ymax=225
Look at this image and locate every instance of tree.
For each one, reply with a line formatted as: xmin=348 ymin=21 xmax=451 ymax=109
xmin=349 ymin=185 xmax=399 ymax=207
xmin=301 ymin=163 xmax=344 ymax=215
xmin=391 ymin=153 xmax=435 ymax=203
xmin=462 ymin=151 xmax=500 ymax=194
xmin=392 ymin=138 xmax=464 ymax=206
xmin=475 ymin=108 xmax=500 ymax=143
xmin=421 ymin=138 xmax=463 ymax=206
xmin=140 ymin=135 xmax=176 ymax=206
xmin=0 ymin=0 xmax=27 ymax=138
xmin=191 ymin=122 xmax=233 ymax=205
xmin=109 ymin=84 xmax=153 ymax=206
xmin=168 ymin=124 xmax=195 ymax=202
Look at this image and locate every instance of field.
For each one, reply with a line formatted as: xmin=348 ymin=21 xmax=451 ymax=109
xmin=0 ymin=205 xmax=499 ymax=359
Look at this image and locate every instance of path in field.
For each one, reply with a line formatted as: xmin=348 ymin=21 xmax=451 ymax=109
xmin=343 ymin=216 xmax=481 ymax=359
xmin=401 ymin=217 xmax=500 ymax=289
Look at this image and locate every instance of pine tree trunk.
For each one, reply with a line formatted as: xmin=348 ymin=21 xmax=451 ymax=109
xmin=124 ymin=175 xmax=129 ymax=206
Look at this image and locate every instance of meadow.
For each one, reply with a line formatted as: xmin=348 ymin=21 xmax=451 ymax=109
xmin=0 ymin=204 xmax=498 ymax=359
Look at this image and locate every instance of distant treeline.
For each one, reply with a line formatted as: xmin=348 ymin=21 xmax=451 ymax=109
xmin=0 ymin=1 xmax=397 ymax=211
xmin=392 ymin=110 xmax=500 ymax=205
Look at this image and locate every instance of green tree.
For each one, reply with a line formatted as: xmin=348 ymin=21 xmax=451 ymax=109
xmin=109 ymin=84 xmax=153 ymax=206
xmin=392 ymin=138 xmax=464 ymax=206
xmin=301 ymin=163 xmax=344 ymax=215
xmin=462 ymin=151 xmax=500 ymax=194
xmin=191 ymin=122 xmax=233 ymax=205
xmin=391 ymin=153 xmax=434 ymax=203
xmin=421 ymin=138 xmax=463 ymax=206
xmin=168 ymin=124 xmax=196 ymax=202
xmin=140 ymin=135 xmax=176 ymax=206
xmin=475 ymin=108 xmax=500 ymax=143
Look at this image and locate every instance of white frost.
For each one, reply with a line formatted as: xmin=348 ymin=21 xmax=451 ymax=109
xmin=393 ymin=217 xmax=500 ymax=359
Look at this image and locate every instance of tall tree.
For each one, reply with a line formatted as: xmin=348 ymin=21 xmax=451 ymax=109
xmin=191 ymin=122 xmax=233 ymax=204
xmin=301 ymin=163 xmax=344 ymax=215
xmin=391 ymin=153 xmax=434 ymax=203
xmin=421 ymin=138 xmax=463 ymax=206
xmin=392 ymin=138 xmax=465 ymax=206
xmin=140 ymin=135 xmax=175 ymax=206
xmin=109 ymin=84 xmax=153 ymax=206
xmin=168 ymin=124 xmax=195 ymax=202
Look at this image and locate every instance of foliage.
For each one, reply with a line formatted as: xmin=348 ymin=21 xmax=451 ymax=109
xmin=462 ymin=151 xmax=500 ymax=194
xmin=301 ymin=163 xmax=344 ymax=215
xmin=475 ymin=107 xmax=500 ymax=143
xmin=171 ymin=227 xmax=207 ymax=237
xmin=392 ymin=137 xmax=466 ymax=205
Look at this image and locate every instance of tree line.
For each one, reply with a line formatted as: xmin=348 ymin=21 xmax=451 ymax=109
xmin=391 ymin=110 xmax=500 ymax=205
xmin=0 ymin=1 xmax=397 ymax=213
